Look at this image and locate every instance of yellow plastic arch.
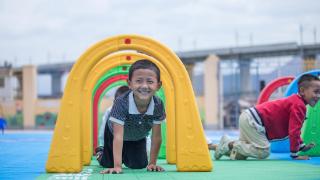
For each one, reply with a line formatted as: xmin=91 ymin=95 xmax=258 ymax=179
xmin=46 ymin=34 xmax=212 ymax=172
xmin=82 ymin=52 xmax=176 ymax=165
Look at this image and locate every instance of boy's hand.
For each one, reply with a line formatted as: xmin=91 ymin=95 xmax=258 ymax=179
xmin=293 ymin=155 xmax=310 ymax=160
xmin=100 ymin=167 xmax=122 ymax=174
xmin=147 ymin=164 xmax=164 ymax=172
xmin=300 ymin=143 xmax=315 ymax=152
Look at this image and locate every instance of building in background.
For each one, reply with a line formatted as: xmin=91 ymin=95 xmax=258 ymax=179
xmin=1 ymin=42 xmax=320 ymax=129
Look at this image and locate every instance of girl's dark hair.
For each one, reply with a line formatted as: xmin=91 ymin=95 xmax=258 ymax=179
xmin=114 ymin=85 xmax=129 ymax=98
xmin=298 ymin=74 xmax=320 ymax=89
xmin=128 ymin=59 xmax=160 ymax=82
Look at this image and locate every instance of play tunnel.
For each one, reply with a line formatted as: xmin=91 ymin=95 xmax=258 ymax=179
xmin=46 ymin=35 xmax=212 ymax=172
xmin=91 ymin=65 xmax=167 ymax=158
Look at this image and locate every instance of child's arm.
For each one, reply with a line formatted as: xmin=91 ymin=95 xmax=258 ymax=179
xmin=100 ymin=123 xmax=124 ymax=174
xmin=300 ymin=143 xmax=315 ymax=152
xmin=98 ymin=109 xmax=110 ymax=146
xmin=293 ymin=155 xmax=310 ymax=160
xmin=291 ymin=143 xmax=316 ymax=160
xmin=147 ymin=124 xmax=164 ymax=172
xmin=113 ymin=124 xmax=124 ymax=170
xmin=288 ymin=105 xmax=311 ymax=160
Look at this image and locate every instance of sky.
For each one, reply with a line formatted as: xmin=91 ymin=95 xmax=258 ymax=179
xmin=1 ymin=0 xmax=320 ymax=67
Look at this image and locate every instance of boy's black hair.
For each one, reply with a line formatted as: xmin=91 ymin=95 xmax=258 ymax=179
xmin=128 ymin=59 xmax=161 ymax=82
xmin=298 ymin=74 xmax=320 ymax=90
xmin=114 ymin=85 xmax=129 ymax=99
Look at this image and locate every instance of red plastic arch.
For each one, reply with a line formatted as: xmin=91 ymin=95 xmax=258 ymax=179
xmin=93 ymin=75 xmax=128 ymax=150
xmin=257 ymin=76 xmax=294 ymax=105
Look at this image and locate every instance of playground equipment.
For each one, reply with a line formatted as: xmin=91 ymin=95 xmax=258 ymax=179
xmin=299 ymin=100 xmax=320 ymax=156
xmin=93 ymin=75 xmax=128 ymax=149
xmin=91 ymin=65 xmax=165 ymax=151
xmin=93 ymin=66 xmax=129 ymax=144
xmin=46 ymin=35 xmax=212 ymax=172
xmin=261 ymin=70 xmax=320 ymax=155
xmin=92 ymin=59 xmax=166 ymax=158
xmin=84 ymin=52 xmax=175 ymax=166
xmin=257 ymin=76 xmax=294 ymax=104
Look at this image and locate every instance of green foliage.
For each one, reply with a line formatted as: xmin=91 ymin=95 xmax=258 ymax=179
xmin=35 ymin=112 xmax=57 ymax=128
xmin=6 ymin=112 xmax=23 ymax=128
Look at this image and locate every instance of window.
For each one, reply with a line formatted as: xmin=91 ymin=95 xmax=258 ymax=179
xmin=0 ymin=77 xmax=5 ymax=88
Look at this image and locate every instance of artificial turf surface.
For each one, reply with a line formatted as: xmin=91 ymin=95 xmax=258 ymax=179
xmin=38 ymin=152 xmax=320 ymax=180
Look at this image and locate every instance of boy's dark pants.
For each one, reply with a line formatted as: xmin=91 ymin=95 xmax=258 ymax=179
xmin=99 ymin=125 xmax=148 ymax=169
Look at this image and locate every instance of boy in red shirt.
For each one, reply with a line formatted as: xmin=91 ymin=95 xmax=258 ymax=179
xmin=213 ymin=74 xmax=320 ymax=160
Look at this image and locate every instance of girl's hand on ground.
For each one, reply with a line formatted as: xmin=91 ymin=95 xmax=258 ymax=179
xmin=147 ymin=164 xmax=164 ymax=172
xmin=100 ymin=167 xmax=122 ymax=174
xmin=293 ymin=155 xmax=310 ymax=160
